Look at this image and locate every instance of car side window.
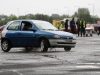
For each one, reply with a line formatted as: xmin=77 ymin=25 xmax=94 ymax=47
xmin=21 ymin=21 xmax=33 ymax=31
xmin=7 ymin=21 xmax=20 ymax=30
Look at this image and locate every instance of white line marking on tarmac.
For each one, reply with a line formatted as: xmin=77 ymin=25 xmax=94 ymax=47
xmin=75 ymin=65 xmax=99 ymax=68
xmin=77 ymin=63 xmax=100 ymax=65
xmin=13 ymin=70 xmax=23 ymax=75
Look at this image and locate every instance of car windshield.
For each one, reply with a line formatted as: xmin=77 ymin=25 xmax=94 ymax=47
xmin=33 ymin=21 xmax=58 ymax=30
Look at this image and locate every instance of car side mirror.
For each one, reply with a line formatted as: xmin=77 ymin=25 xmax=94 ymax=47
xmin=29 ymin=28 xmax=37 ymax=32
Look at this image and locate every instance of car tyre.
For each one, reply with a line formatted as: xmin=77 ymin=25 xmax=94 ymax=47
xmin=64 ymin=47 xmax=71 ymax=51
xmin=40 ymin=39 xmax=48 ymax=52
xmin=1 ymin=40 xmax=11 ymax=52
xmin=25 ymin=47 xmax=33 ymax=52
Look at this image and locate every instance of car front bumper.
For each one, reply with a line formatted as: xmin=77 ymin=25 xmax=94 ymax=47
xmin=49 ymin=39 xmax=76 ymax=47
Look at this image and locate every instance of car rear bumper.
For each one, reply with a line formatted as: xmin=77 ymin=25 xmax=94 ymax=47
xmin=49 ymin=39 xmax=76 ymax=47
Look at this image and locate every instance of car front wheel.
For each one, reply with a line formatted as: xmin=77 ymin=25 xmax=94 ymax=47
xmin=40 ymin=39 xmax=48 ymax=52
xmin=64 ymin=47 xmax=71 ymax=51
xmin=1 ymin=40 xmax=11 ymax=52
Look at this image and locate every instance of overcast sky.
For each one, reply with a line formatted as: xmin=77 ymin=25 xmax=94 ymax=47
xmin=0 ymin=0 xmax=99 ymax=17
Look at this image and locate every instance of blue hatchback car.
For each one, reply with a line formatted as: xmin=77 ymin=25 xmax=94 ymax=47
xmin=1 ymin=20 xmax=76 ymax=52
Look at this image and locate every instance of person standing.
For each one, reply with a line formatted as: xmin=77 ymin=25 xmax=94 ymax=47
xmin=80 ymin=18 xmax=86 ymax=37
xmin=70 ymin=18 xmax=75 ymax=34
xmin=57 ymin=23 xmax=60 ymax=30
xmin=65 ymin=19 xmax=69 ymax=32
xmin=97 ymin=19 xmax=100 ymax=35
xmin=76 ymin=19 xmax=80 ymax=36
xmin=59 ymin=22 xmax=63 ymax=30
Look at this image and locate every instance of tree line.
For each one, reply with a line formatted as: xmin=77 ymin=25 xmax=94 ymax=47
xmin=0 ymin=8 xmax=99 ymax=26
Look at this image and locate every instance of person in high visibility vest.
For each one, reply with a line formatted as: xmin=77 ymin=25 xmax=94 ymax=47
xmin=57 ymin=22 xmax=63 ymax=30
xmin=57 ymin=23 xmax=60 ymax=30
xmin=80 ymin=18 xmax=86 ymax=37
xmin=59 ymin=22 xmax=63 ymax=30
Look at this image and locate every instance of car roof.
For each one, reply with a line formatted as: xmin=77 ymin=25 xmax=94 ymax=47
xmin=12 ymin=20 xmax=47 ymax=23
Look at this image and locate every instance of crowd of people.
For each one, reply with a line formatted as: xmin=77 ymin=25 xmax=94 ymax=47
xmin=56 ymin=17 xmax=100 ymax=37
xmin=57 ymin=18 xmax=87 ymax=37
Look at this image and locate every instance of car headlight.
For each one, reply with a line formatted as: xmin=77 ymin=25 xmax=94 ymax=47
xmin=53 ymin=34 xmax=61 ymax=39
xmin=73 ymin=35 xmax=76 ymax=39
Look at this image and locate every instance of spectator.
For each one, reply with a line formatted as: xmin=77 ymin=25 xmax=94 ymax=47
xmin=70 ymin=18 xmax=75 ymax=34
xmin=80 ymin=18 xmax=86 ymax=37
xmin=76 ymin=19 xmax=80 ymax=36
xmin=97 ymin=19 xmax=100 ymax=35
xmin=59 ymin=22 xmax=63 ymax=30
xmin=65 ymin=19 xmax=69 ymax=32
xmin=57 ymin=23 xmax=60 ymax=30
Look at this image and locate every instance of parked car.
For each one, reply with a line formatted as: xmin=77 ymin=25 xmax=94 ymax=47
xmin=0 ymin=25 xmax=6 ymax=33
xmin=92 ymin=24 xmax=98 ymax=32
xmin=1 ymin=20 xmax=76 ymax=52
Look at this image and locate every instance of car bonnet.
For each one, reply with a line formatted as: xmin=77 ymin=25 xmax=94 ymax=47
xmin=45 ymin=30 xmax=74 ymax=37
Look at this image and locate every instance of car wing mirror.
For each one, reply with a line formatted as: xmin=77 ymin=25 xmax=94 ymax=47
xmin=29 ymin=28 xmax=37 ymax=32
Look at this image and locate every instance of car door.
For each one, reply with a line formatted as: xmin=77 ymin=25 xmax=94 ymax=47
xmin=6 ymin=21 xmax=22 ymax=46
xmin=19 ymin=21 xmax=36 ymax=46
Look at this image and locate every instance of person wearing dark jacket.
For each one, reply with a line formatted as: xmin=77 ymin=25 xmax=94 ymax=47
xmin=65 ymin=19 xmax=69 ymax=32
xmin=70 ymin=18 xmax=75 ymax=34
xmin=76 ymin=19 xmax=80 ymax=36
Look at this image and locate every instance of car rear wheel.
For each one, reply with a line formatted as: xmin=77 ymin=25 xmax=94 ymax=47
xmin=1 ymin=40 xmax=11 ymax=52
xmin=40 ymin=39 xmax=48 ymax=52
xmin=64 ymin=47 xmax=71 ymax=51
xmin=25 ymin=47 xmax=33 ymax=52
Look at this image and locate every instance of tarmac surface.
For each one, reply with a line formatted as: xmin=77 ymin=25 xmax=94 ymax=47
xmin=0 ymin=34 xmax=100 ymax=75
